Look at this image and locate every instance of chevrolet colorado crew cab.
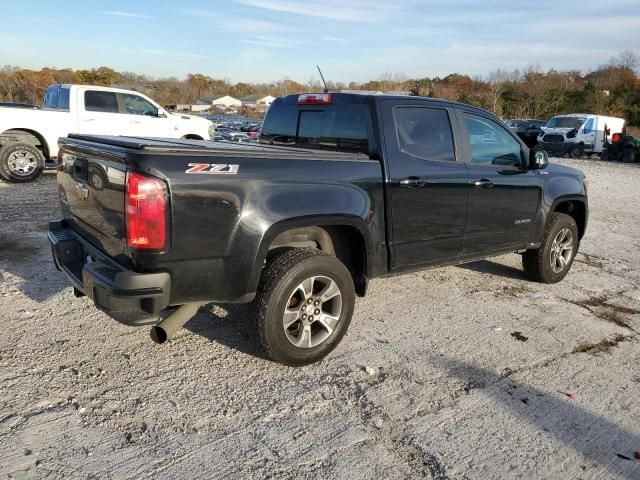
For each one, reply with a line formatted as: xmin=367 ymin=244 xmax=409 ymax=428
xmin=49 ymin=92 xmax=588 ymax=366
xmin=0 ymin=84 xmax=213 ymax=183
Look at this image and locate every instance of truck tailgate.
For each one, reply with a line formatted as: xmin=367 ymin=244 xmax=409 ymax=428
xmin=57 ymin=140 xmax=129 ymax=260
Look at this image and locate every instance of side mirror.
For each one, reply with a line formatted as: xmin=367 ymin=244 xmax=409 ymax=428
xmin=530 ymin=149 xmax=549 ymax=169
xmin=157 ymin=109 xmax=167 ymax=118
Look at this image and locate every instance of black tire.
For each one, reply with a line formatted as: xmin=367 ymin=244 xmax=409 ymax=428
xmin=569 ymin=144 xmax=584 ymax=158
xmin=622 ymin=147 xmax=638 ymax=163
xmin=599 ymin=150 xmax=609 ymax=162
xmin=0 ymin=142 xmax=45 ymax=183
xmin=522 ymin=212 xmax=579 ymax=284
xmin=248 ymin=248 xmax=355 ymax=366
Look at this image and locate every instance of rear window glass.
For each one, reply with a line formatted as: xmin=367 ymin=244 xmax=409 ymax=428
xmin=297 ymin=105 xmax=369 ymax=153
xmin=260 ymin=104 xmax=370 ymax=153
xmin=43 ymin=86 xmax=70 ymax=110
xmin=85 ymin=91 xmax=118 ymax=113
xmin=260 ymin=106 xmax=298 ymax=145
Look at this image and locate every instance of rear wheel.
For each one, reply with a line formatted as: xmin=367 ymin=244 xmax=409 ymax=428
xmin=0 ymin=142 xmax=45 ymax=183
xmin=522 ymin=212 xmax=579 ymax=284
xmin=248 ymin=248 xmax=355 ymax=366
xmin=622 ymin=147 xmax=638 ymax=163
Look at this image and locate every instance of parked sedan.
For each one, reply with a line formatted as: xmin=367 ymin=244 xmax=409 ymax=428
xmin=505 ymin=119 xmax=547 ymax=148
xmin=223 ymin=132 xmax=252 ymax=142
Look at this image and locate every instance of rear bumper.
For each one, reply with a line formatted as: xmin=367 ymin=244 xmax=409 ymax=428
xmin=48 ymin=221 xmax=171 ymax=326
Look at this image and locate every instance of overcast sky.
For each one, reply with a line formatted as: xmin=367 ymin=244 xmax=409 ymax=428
xmin=3 ymin=0 xmax=639 ymax=83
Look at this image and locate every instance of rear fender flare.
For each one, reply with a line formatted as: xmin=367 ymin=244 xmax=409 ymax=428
xmin=248 ymin=215 xmax=373 ymax=294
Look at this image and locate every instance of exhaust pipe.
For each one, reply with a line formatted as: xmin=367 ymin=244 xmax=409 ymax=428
xmin=150 ymin=302 xmax=207 ymax=344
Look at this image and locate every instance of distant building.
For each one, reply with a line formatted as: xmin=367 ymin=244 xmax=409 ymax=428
xmin=241 ymin=95 xmax=276 ymax=110
xmin=198 ymin=95 xmax=242 ymax=109
xmin=190 ymin=104 xmax=211 ymax=112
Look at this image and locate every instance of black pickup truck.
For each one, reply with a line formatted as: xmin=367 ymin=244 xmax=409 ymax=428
xmin=49 ymin=92 xmax=588 ymax=366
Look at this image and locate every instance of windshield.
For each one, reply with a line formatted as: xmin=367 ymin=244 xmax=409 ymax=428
xmin=547 ymin=116 xmax=586 ymax=129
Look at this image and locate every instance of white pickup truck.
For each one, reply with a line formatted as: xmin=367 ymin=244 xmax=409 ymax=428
xmin=0 ymin=84 xmax=214 ymax=182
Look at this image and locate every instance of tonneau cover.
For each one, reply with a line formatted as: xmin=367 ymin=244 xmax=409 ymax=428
xmin=64 ymin=134 xmax=371 ymax=161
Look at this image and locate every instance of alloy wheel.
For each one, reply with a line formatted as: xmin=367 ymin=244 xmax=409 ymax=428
xmin=550 ymin=227 xmax=573 ymax=273
xmin=282 ymin=275 xmax=343 ymax=348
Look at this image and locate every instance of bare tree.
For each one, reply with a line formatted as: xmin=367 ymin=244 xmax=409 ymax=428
xmin=487 ymin=69 xmax=509 ymax=116
xmin=613 ymin=50 xmax=639 ymax=71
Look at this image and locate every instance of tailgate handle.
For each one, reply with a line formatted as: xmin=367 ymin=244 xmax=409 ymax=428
xmin=75 ymin=182 xmax=89 ymax=200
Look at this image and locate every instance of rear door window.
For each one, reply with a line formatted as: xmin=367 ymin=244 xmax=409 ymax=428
xmin=393 ymin=107 xmax=456 ymax=162
xmin=260 ymin=106 xmax=298 ymax=145
xmin=43 ymin=86 xmax=70 ymax=110
xmin=84 ymin=91 xmax=118 ymax=113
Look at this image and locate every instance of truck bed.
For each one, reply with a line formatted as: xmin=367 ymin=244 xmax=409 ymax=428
xmin=65 ymin=134 xmax=372 ymax=162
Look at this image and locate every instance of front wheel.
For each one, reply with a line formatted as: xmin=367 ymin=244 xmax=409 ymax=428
xmin=248 ymin=248 xmax=355 ymax=366
xmin=0 ymin=142 xmax=45 ymax=183
xmin=522 ymin=212 xmax=579 ymax=283
xmin=569 ymin=144 xmax=584 ymax=158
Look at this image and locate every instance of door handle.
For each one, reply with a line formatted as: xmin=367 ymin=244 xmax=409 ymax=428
xmin=473 ymin=179 xmax=494 ymax=188
xmin=400 ymin=177 xmax=427 ymax=188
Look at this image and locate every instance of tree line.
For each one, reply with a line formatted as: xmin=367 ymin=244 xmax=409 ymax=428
xmin=1 ymin=51 xmax=638 ymax=125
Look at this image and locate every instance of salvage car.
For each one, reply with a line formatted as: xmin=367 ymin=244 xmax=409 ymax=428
xmin=537 ymin=113 xmax=624 ymax=157
xmin=505 ymin=119 xmax=547 ymax=148
xmin=0 ymin=84 xmax=214 ymax=183
xmin=49 ymin=92 xmax=588 ymax=366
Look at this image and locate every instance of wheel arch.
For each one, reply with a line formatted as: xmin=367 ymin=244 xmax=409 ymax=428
xmin=182 ymin=134 xmax=204 ymax=140
xmin=0 ymin=128 xmax=50 ymax=159
xmin=254 ymin=216 xmax=372 ymax=297
xmin=552 ymin=197 xmax=587 ymax=239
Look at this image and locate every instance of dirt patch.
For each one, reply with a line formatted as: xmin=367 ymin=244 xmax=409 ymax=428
xmin=511 ymin=331 xmax=529 ymax=342
xmin=499 ymin=285 xmax=528 ymax=297
xmin=574 ymin=253 xmax=605 ymax=269
xmin=569 ymin=295 xmax=640 ymax=330
xmin=572 ymin=334 xmax=629 ymax=354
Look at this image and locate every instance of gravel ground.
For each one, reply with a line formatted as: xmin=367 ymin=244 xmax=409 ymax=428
xmin=1 ymin=158 xmax=639 ymax=480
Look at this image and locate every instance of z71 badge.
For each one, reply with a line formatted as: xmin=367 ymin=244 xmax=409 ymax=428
xmin=185 ymin=163 xmax=239 ymax=175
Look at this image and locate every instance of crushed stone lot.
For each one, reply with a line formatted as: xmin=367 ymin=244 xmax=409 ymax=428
xmin=1 ymin=158 xmax=639 ymax=479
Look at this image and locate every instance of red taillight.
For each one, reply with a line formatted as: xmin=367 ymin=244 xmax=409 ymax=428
xmin=125 ymin=171 xmax=167 ymax=250
xmin=297 ymin=93 xmax=332 ymax=105
xmin=612 ymin=133 xmax=622 ymax=144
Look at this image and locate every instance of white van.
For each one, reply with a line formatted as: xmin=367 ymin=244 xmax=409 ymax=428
xmin=537 ymin=114 xmax=625 ymax=157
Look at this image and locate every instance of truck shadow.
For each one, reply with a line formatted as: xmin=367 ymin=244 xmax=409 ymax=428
xmin=435 ymin=355 xmax=640 ymax=479
xmin=0 ymin=174 xmax=69 ymax=303
xmin=186 ymin=304 xmax=264 ymax=358
xmin=456 ymin=259 xmax=527 ymax=280
xmin=0 ymin=231 xmax=70 ymax=303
